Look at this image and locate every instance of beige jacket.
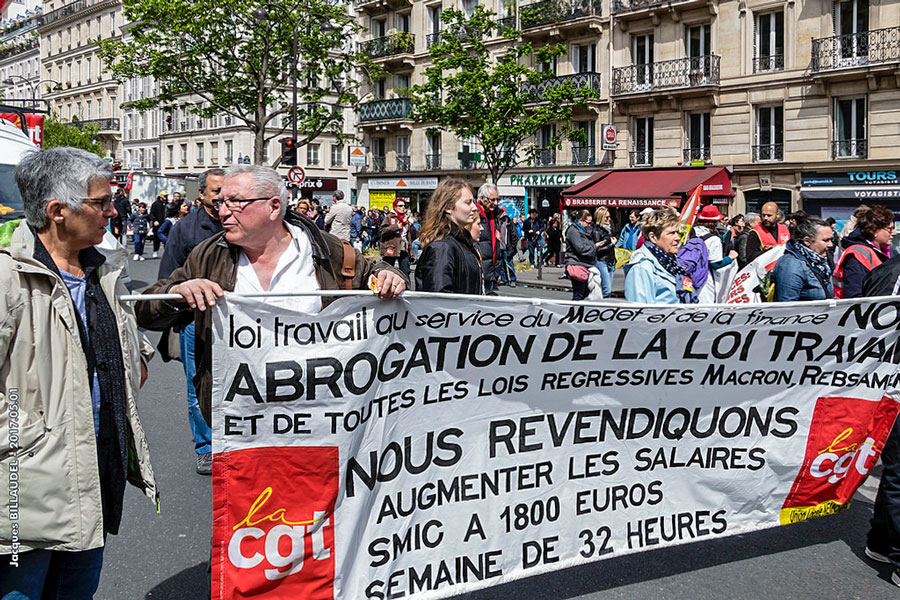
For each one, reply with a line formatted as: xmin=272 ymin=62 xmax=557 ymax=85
xmin=0 ymin=220 xmax=158 ymax=554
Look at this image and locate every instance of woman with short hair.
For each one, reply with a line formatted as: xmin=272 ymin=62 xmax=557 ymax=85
xmin=415 ymin=178 xmax=482 ymax=294
xmin=771 ymin=214 xmax=835 ymax=301
xmin=625 ymin=207 xmax=698 ymax=304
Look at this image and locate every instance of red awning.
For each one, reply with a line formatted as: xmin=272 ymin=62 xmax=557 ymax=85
xmin=561 ymin=167 xmax=734 ymax=208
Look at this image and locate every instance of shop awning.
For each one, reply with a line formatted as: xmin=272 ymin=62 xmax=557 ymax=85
xmin=561 ymin=167 xmax=734 ymax=208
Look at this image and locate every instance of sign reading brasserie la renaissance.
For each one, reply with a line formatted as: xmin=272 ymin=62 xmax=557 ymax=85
xmin=210 ymin=296 xmax=900 ymax=599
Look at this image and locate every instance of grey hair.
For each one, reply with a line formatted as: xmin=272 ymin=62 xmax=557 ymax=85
xmin=745 ymin=212 xmax=760 ymax=226
xmin=792 ymin=215 xmax=829 ymax=244
xmin=15 ymin=147 xmax=113 ymax=230
xmin=477 ymin=182 xmax=499 ymax=201
xmin=199 ymin=168 xmax=225 ymax=193
xmin=223 ymin=164 xmax=288 ymax=217
xmin=333 ymin=190 xmax=344 ymax=202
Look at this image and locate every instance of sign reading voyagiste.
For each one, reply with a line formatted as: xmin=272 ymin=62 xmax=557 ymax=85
xmin=210 ymin=296 xmax=900 ymax=599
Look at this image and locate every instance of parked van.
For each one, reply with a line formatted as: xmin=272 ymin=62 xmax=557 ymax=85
xmin=0 ymin=117 xmax=38 ymax=222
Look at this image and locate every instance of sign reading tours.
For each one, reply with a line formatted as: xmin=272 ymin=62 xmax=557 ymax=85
xmin=210 ymin=296 xmax=900 ymax=599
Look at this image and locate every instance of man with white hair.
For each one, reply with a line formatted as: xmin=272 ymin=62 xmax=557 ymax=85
xmin=136 ymin=165 xmax=408 ymax=422
xmin=476 ymin=182 xmax=507 ymax=295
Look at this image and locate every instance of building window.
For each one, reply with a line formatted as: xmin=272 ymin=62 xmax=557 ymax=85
xmin=573 ymin=44 xmax=596 ymax=73
xmin=180 ymin=143 xmax=188 ymax=166
xmin=754 ymin=106 xmax=783 ymax=161
xmin=632 ymin=34 xmax=654 ymax=90
xmin=833 ymin=96 xmax=867 ymax=158
xmin=167 ymin=145 xmax=174 ymax=167
xmin=685 ymin=112 xmax=711 ymax=163
xmin=372 ymin=138 xmax=386 ymax=172
xmin=307 ymin=143 xmax=320 ymax=166
xmin=572 ymin=120 xmax=595 ymax=166
xmin=225 ymin=140 xmax=234 ymax=163
xmin=426 ymin=132 xmax=441 ymax=170
xmin=834 ymin=0 xmax=869 ymax=64
xmin=331 ymin=144 xmax=343 ymax=167
xmin=536 ymin=125 xmax=556 ymax=166
xmin=396 ymin=136 xmax=410 ymax=171
xmin=211 ymin=141 xmax=218 ymax=163
xmin=196 ymin=142 xmax=205 ymax=165
xmin=397 ymin=73 xmax=410 ymax=96
xmin=632 ymin=116 xmax=653 ymax=166
xmin=755 ymin=11 xmax=785 ymax=72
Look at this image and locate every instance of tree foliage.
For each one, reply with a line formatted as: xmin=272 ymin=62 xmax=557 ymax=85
xmin=43 ymin=115 xmax=106 ymax=157
xmin=410 ymin=6 xmax=597 ymax=183
xmin=98 ymin=0 xmax=372 ymax=165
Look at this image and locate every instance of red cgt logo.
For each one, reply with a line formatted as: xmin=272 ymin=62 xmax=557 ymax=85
xmin=212 ymin=446 xmax=339 ymax=600
xmin=781 ymin=395 xmax=899 ymax=524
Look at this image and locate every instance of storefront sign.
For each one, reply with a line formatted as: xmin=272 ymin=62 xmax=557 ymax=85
xmin=802 ymin=171 xmax=900 ymax=187
xmin=299 ymin=177 xmax=338 ymax=191
xmin=510 ymin=173 xmax=579 ymax=187
xmin=369 ymin=177 xmax=438 ymax=190
xmin=368 ymin=190 xmax=396 ymax=210
xmin=348 ymin=146 xmax=366 ymax=167
xmin=563 ymin=197 xmax=679 ymax=208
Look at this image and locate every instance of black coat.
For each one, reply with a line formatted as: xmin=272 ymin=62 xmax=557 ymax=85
xmin=565 ymin=223 xmax=597 ymax=267
xmin=862 ymin=254 xmax=900 ymax=296
xmin=149 ymin=198 xmax=167 ymax=226
xmin=415 ymin=224 xmax=483 ymax=294
xmin=592 ymin=224 xmax=616 ymax=265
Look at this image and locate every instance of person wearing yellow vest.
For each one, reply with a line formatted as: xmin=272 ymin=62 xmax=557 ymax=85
xmin=745 ymin=201 xmax=790 ymax=264
xmin=833 ymin=204 xmax=895 ymax=298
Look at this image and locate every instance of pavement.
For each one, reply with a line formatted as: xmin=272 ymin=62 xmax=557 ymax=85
xmin=93 ymin=251 xmax=900 ymax=600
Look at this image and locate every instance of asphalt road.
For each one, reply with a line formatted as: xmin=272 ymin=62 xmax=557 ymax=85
xmin=96 ymin=253 xmax=898 ymax=600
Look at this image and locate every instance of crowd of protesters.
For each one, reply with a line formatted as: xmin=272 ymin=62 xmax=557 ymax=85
xmin=7 ymin=145 xmax=900 ymax=598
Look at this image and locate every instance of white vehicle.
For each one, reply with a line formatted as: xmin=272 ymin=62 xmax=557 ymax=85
xmin=0 ymin=117 xmax=39 ymax=222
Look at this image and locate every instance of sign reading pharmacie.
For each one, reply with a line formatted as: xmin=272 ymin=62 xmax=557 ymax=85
xmin=509 ymin=172 xmax=586 ymax=187
xmin=211 ymin=295 xmax=900 ymax=600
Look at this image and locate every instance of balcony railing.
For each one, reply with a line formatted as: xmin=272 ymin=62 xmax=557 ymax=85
xmin=630 ymin=150 xmax=652 ymax=166
xmin=683 ymin=147 xmax=711 ymax=163
xmin=497 ymin=15 xmax=517 ymax=32
xmin=426 ymin=32 xmax=441 ymax=48
xmin=42 ymin=0 xmax=112 ymax=27
xmin=370 ymin=156 xmax=387 ymax=172
xmin=0 ymin=39 xmax=38 ymax=60
xmin=753 ymin=144 xmax=783 ymax=162
xmin=396 ymin=154 xmax=410 ymax=171
xmin=519 ymin=0 xmax=602 ymax=30
xmin=359 ymin=98 xmax=412 ymax=122
xmin=535 ymin=148 xmax=556 ymax=166
xmin=833 ymin=139 xmax=868 ymax=159
xmin=522 ymin=72 xmax=602 ymax=102
xmin=812 ymin=27 xmax=900 ymax=72
xmin=425 ymin=154 xmax=441 ymax=170
xmin=612 ymin=0 xmax=669 ymax=15
xmin=612 ymin=55 xmax=720 ymax=95
xmin=571 ymin=146 xmax=595 ymax=166
xmin=753 ymin=54 xmax=784 ymax=73
xmin=73 ymin=117 xmax=120 ymax=131
xmin=361 ymin=33 xmax=415 ymax=59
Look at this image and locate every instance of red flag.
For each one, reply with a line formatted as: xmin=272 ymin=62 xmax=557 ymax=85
xmin=678 ymin=184 xmax=703 ymax=243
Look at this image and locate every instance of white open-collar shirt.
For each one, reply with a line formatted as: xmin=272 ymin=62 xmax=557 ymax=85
xmin=234 ymin=222 xmax=322 ymax=314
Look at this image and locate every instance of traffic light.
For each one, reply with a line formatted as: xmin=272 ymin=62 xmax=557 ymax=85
xmin=281 ymin=137 xmax=297 ymax=166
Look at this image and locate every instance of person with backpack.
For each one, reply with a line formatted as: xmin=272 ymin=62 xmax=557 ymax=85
xmin=692 ymin=205 xmax=738 ymax=303
xmin=833 ymin=205 xmax=895 ymax=298
xmin=770 ymin=214 xmax=834 ymax=301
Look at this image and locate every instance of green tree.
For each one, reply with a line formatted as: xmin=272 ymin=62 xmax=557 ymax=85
xmin=43 ymin=115 xmax=106 ymax=157
xmin=98 ymin=0 xmax=372 ymax=165
xmin=410 ymin=6 xmax=598 ymax=183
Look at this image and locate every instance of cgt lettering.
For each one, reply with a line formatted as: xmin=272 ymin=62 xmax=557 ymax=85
xmin=809 ymin=429 xmax=879 ymax=484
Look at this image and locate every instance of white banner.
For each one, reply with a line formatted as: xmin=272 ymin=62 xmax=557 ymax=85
xmin=210 ymin=295 xmax=900 ymax=600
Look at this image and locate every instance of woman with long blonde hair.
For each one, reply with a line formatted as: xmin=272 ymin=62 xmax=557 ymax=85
xmin=415 ymin=178 xmax=483 ymax=294
xmin=592 ymin=206 xmax=618 ymax=297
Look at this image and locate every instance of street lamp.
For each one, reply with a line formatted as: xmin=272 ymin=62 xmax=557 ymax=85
xmin=1 ymin=76 xmax=63 ymax=100
xmin=253 ymin=3 xmax=334 ymax=199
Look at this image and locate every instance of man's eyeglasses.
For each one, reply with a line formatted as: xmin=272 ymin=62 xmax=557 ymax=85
xmin=80 ymin=195 xmax=114 ymax=211
xmin=212 ymin=196 xmax=272 ymax=211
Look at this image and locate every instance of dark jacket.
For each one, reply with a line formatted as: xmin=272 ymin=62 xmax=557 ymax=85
xmin=380 ymin=211 xmax=414 ymax=258
xmin=476 ymin=206 xmax=504 ymax=262
xmin=149 ymin=198 xmax=166 ymax=226
xmin=838 ymin=229 xmax=889 ymax=299
xmin=350 ymin=211 xmax=363 ymax=240
xmin=135 ymin=212 xmax=407 ymax=423
xmin=158 ymin=207 xmax=223 ymax=279
xmin=772 ymin=240 xmax=833 ymax=302
xmin=129 ymin=212 xmax=149 ymax=235
xmin=592 ymin=224 xmax=616 ymax=265
xmin=415 ymin=223 xmax=483 ymax=294
xmin=862 ymin=254 xmax=900 ymax=296
xmin=565 ymin=222 xmax=597 ymax=267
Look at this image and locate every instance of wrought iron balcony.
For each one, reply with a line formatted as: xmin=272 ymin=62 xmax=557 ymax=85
xmin=370 ymin=156 xmax=387 ymax=172
xmin=73 ymin=117 xmax=120 ymax=132
xmin=812 ymin=27 xmax=900 ymax=72
xmin=361 ymin=33 xmax=415 ymax=59
xmin=497 ymin=15 xmax=517 ymax=32
xmin=425 ymin=154 xmax=441 ymax=170
xmin=832 ymin=139 xmax=868 ymax=159
xmin=0 ymin=39 xmax=38 ymax=60
xmin=753 ymin=144 xmax=783 ymax=162
xmin=753 ymin=54 xmax=784 ymax=73
xmin=571 ymin=146 xmax=595 ymax=166
xmin=612 ymin=55 xmax=720 ymax=96
xmin=630 ymin=150 xmax=653 ymax=166
xmin=611 ymin=0 xmax=669 ymax=15
xmin=396 ymin=155 xmax=411 ymax=171
xmin=359 ymin=98 xmax=412 ymax=122
xmin=42 ymin=0 xmax=112 ymax=27
xmin=519 ymin=0 xmax=602 ymax=30
xmin=426 ymin=32 xmax=441 ymax=48
xmin=535 ymin=149 xmax=556 ymax=166
xmin=522 ymin=72 xmax=602 ymax=103
xmin=683 ymin=147 xmax=711 ymax=163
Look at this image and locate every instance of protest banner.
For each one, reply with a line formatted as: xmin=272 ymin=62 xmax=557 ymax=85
xmin=725 ymin=245 xmax=786 ymax=304
xmin=209 ymin=294 xmax=900 ymax=599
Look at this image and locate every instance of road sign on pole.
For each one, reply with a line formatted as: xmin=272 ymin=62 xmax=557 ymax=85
xmin=287 ymin=166 xmax=306 ymax=184
xmin=602 ymin=125 xmax=617 ymax=151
